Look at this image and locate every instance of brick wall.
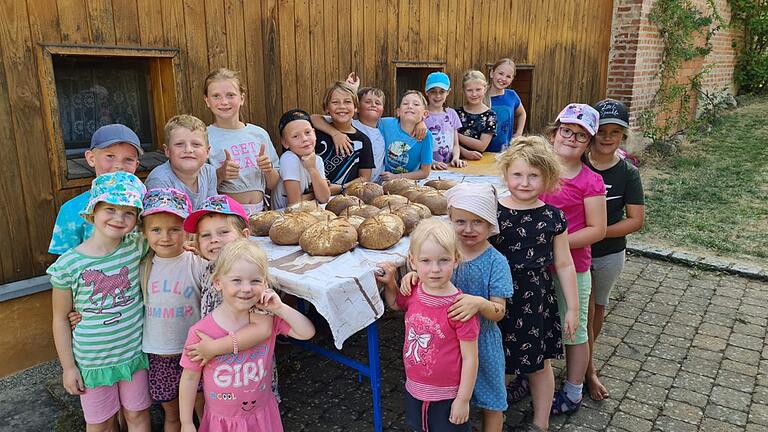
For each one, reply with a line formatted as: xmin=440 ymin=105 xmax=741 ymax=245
xmin=606 ymin=0 xmax=740 ymax=130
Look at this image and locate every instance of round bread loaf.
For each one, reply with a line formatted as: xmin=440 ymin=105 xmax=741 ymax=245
xmin=325 ymin=195 xmax=364 ymax=215
xmin=299 ymin=218 xmax=358 ymax=256
xmin=357 ymin=213 xmax=405 ymax=250
xmin=269 ymin=212 xmax=318 ymax=245
xmin=371 ymin=194 xmax=409 ymax=209
xmin=383 ymin=178 xmax=417 ymax=195
xmin=307 ymin=209 xmax=337 ymax=222
xmin=403 ymin=186 xmax=436 ymax=202
xmin=348 ymin=204 xmax=381 ymax=219
xmin=414 ymin=190 xmax=448 ymax=215
xmin=284 ymin=200 xmax=321 ymax=214
xmin=339 ymin=214 xmax=366 ymax=229
xmin=345 ymin=182 xmax=384 ymax=204
xmin=380 ymin=205 xmax=422 ymax=234
xmin=425 ymin=178 xmax=458 ymax=190
xmin=249 ymin=211 xmax=284 ymax=236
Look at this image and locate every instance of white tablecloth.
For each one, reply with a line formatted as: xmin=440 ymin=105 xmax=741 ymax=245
xmin=422 ymin=170 xmax=508 ymax=194
xmin=252 ymin=235 xmax=409 ymax=349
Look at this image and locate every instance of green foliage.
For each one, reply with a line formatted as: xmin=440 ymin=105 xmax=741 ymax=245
xmin=730 ymin=0 xmax=768 ymax=94
xmin=641 ymin=0 xmax=725 ymax=144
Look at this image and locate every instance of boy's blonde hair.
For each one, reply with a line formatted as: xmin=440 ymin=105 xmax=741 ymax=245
xmin=496 ymin=136 xmax=562 ymax=193
xmin=323 ymin=81 xmax=359 ymax=110
xmin=358 ymin=87 xmax=385 ymax=104
xmin=398 ymin=90 xmax=428 ymax=109
xmin=212 ymin=238 xmax=272 ymax=286
xmin=408 ymin=218 xmax=461 ymax=262
xmin=164 ymin=114 xmax=208 ymax=147
xmin=491 ymin=58 xmax=516 ymax=78
xmin=204 ymin=68 xmax=246 ymax=96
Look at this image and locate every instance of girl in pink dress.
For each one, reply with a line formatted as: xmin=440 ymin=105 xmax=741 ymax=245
xmin=178 ymin=239 xmax=315 ymax=432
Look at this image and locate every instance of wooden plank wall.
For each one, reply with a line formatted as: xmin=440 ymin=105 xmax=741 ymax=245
xmin=0 ymin=0 xmax=613 ymax=284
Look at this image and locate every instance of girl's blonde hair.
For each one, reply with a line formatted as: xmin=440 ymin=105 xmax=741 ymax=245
xmin=408 ymin=218 xmax=461 ymax=262
xmin=398 ymin=90 xmax=428 ymax=108
xmin=212 ymin=238 xmax=272 ymax=286
xmin=491 ymin=58 xmax=517 ymax=79
xmin=496 ymin=136 xmax=562 ymax=193
xmin=462 ymin=70 xmax=491 ymax=107
xmin=204 ymin=68 xmax=246 ymax=96
xmin=323 ymin=81 xmax=359 ymax=110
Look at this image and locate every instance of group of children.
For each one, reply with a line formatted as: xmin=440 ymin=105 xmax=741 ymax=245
xmin=47 ymin=56 xmax=644 ymax=432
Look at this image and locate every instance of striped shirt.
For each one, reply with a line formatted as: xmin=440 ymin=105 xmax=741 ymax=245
xmin=48 ymin=233 xmax=149 ymax=388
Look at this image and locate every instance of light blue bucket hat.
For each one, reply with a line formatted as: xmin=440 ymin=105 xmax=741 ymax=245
xmin=81 ymin=171 xmax=147 ymax=217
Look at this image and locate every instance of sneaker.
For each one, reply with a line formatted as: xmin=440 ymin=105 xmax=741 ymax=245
xmin=507 ymin=375 xmax=530 ymax=404
xmin=550 ymin=388 xmax=582 ymax=415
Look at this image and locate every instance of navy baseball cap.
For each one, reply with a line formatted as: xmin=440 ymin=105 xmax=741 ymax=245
xmin=594 ymin=99 xmax=630 ymax=129
xmin=90 ymin=124 xmax=144 ymax=155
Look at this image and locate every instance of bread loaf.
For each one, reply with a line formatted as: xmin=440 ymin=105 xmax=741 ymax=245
xmin=284 ymin=200 xmax=321 ymax=214
xmin=345 ymin=181 xmax=384 ymax=204
xmin=371 ymin=194 xmax=409 ymax=209
xmin=382 ymin=178 xmax=417 ymax=195
xmin=325 ymin=195 xmax=364 ymax=215
xmin=299 ymin=218 xmax=358 ymax=256
xmin=348 ymin=204 xmax=381 ymax=219
xmin=357 ymin=213 xmax=405 ymax=250
xmin=249 ymin=211 xmax=283 ymax=236
xmin=425 ymin=178 xmax=458 ymax=190
xmin=403 ymin=186 xmax=437 ymax=202
xmin=414 ymin=190 xmax=448 ymax=215
xmin=269 ymin=212 xmax=318 ymax=245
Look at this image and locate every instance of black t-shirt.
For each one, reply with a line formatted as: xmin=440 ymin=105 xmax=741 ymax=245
xmin=315 ymin=128 xmax=375 ymax=185
xmin=586 ymin=157 xmax=645 ymax=257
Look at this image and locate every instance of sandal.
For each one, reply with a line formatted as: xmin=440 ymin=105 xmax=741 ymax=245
xmin=550 ymin=388 xmax=582 ymax=415
xmin=506 ymin=375 xmax=530 ymax=404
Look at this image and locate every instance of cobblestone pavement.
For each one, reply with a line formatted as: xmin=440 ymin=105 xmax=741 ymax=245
xmin=3 ymin=254 xmax=767 ymax=431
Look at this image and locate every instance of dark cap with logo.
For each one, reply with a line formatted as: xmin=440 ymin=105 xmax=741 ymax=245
xmin=593 ymin=99 xmax=629 ymax=129
xmin=278 ymin=109 xmax=312 ymax=135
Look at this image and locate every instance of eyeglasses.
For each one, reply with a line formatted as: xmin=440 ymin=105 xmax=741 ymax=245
xmin=558 ymin=126 xmax=590 ymax=143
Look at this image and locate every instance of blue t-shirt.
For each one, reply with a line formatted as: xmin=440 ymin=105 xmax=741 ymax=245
xmin=49 ymin=191 xmax=93 ymax=255
xmin=378 ymin=117 xmax=433 ymax=174
xmin=489 ymin=90 xmax=522 ymax=152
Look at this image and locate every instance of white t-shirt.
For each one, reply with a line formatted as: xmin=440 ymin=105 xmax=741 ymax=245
xmin=207 ymin=124 xmax=280 ymax=194
xmin=352 ymin=119 xmax=385 ymax=183
xmin=271 ymin=150 xmax=326 ymax=209
xmin=142 ymin=252 xmax=208 ymax=355
xmin=145 ymin=161 xmax=218 ymax=210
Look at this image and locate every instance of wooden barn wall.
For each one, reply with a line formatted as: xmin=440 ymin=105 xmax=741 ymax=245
xmin=0 ymin=0 xmax=612 ymax=285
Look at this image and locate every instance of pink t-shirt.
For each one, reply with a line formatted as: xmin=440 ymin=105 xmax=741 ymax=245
xmin=396 ymin=284 xmax=480 ymax=401
xmin=425 ymin=108 xmax=462 ymax=163
xmin=180 ymin=314 xmax=290 ymax=432
xmin=541 ymin=163 xmax=606 ymax=272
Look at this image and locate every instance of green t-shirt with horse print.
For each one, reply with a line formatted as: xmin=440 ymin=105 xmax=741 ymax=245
xmin=48 ymin=233 xmax=149 ymax=388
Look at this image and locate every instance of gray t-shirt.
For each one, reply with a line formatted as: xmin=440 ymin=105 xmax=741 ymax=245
xmin=271 ymin=151 xmax=326 ymax=210
xmin=353 ymin=119 xmax=386 ymax=183
xmin=145 ymin=161 xmax=218 ymax=209
xmin=207 ymin=124 xmax=281 ymax=194
xmin=142 ymin=252 xmax=207 ymax=355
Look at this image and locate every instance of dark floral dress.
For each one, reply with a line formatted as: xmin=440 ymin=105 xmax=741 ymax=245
xmin=491 ymin=203 xmax=568 ymax=374
xmin=455 ymin=107 xmax=497 ymax=140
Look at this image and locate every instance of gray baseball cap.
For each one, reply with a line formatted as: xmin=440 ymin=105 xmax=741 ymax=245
xmin=90 ymin=124 xmax=144 ymax=155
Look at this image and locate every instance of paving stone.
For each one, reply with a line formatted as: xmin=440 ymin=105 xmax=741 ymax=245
xmin=613 ymin=305 xmax=643 ymax=320
xmin=700 ymin=418 xmax=749 ymax=432
xmin=669 ymin=312 xmax=703 ymax=326
xmin=702 ymin=313 xmax=735 ymax=327
xmin=676 ymin=301 xmax=709 ymax=314
xmin=601 ymin=364 xmax=639 ymax=382
xmin=705 ymin=403 xmax=748 ymax=426
xmin=662 ymin=399 xmax=703 ymax=425
xmin=657 ymin=334 xmax=692 ymax=349
xmin=662 ymin=323 xmax=696 ymax=339
xmin=563 ymin=406 xmax=612 ymax=430
xmin=603 ymin=322 xmax=631 ymax=339
xmin=653 ymin=293 xmax=682 ymax=306
xmin=637 ymin=311 xmax=669 ymax=326
xmin=610 ymin=411 xmax=654 ymax=432
xmin=749 ymin=403 xmax=768 ymax=426
xmin=615 ymin=343 xmax=653 ymax=362
xmin=724 ymin=345 xmax=761 ymax=365
xmin=642 ymin=356 xmax=681 ymax=378
xmin=697 ymin=322 xmax=733 ymax=339
xmin=709 ymin=385 xmax=752 ymax=412
xmin=691 ymin=334 xmax=728 ymax=352
xmin=625 ymin=382 xmax=668 ymax=409
xmin=649 ymin=343 xmax=688 ymax=362
xmin=720 ymin=359 xmax=759 ymax=376
xmin=688 ymin=346 xmax=724 ymax=362
xmin=618 ymin=398 xmax=659 ymax=421
xmin=715 ymin=369 xmax=755 ymax=393
xmin=728 ymin=333 xmax=764 ymax=351
xmin=653 ymin=415 xmax=699 ymax=432
xmin=600 ymin=376 xmax=632 ymax=399
xmin=634 ymin=370 xmax=674 ymax=389
xmin=673 ymin=371 xmax=715 ymax=395
xmin=623 ymin=330 xmax=659 ymax=348
xmin=753 ymin=386 xmax=768 ymax=404
xmin=667 ymin=387 xmax=709 ymax=409
xmin=680 ymin=355 xmax=719 ymax=378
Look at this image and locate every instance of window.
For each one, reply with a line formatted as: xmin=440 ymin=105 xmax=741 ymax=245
xmin=394 ymin=62 xmax=445 ymax=111
xmin=39 ymin=45 xmax=178 ymax=188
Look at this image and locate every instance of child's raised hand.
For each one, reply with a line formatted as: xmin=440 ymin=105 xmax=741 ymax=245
xmin=300 ymin=152 xmax=318 ymax=171
xmin=451 ymin=158 xmax=467 ymax=168
xmin=563 ymin=309 xmax=578 ymax=342
xmin=410 ymin=121 xmax=427 ymax=141
xmin=186 ymin=330 xmax=218 ymax=365
xmin=216 ymin=149 xmax=241 ymax=181
xmin=431 ymin=161 xmax=448 ymax=170
xmin=256 ymin=144 xmax=274 ymax=173
xmin=345 ymin=72 xmax=360 ymax=90
xmin=332 ymin=132 xmax=354 ymax=157
xmin=255 ymin=289 xmax=283 ymax=313
xmin=62 ymin=366 xmax=85 ymax=395
xmin=449 ymin=397 xmax=470 ymax=425
xmin=399 ymin=271 xmax=419 ymax=296
xmin=67 ymin=311 xmax=82 ymax=330
xmin=448 ymin=294 xmax=484 ymax=321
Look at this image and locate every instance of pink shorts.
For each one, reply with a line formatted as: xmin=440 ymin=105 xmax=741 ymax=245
xmin=79 ymin=369 xmax=151 ymax=424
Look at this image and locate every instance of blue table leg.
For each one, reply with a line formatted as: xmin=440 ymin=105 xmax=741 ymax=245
xmin=368 ymin=321 xmax=383 ymax=432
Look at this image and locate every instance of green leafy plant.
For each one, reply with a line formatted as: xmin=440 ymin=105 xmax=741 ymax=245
xmin=730 ymin=0 xmax=768 ymax=94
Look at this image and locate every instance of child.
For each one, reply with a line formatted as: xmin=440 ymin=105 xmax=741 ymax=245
xmin=270 ymin=109 xmax=331 ymax=209
xmin=378 ymin=90 xmax=434 ymax=181
xmin=146 ymin=114 xmax=218 ymax=209
xmin=399 ymin=183 xmax=514 ymax=432
xmin=540 ymin=104 xmax=607 ymax=415
xmin=492 ymin=137 xmax=579 ymax=431
xmin=424 ymin=71 xmax=466 ymax=170
xmin=49 ymin=172 xmax=151 ymax=431
xmin=488 ymin=58 xmax=527 ymax=151
xmin=204 ymin=68 xmax=281 ymax=213
xmin=377 ymin=219 xmax=480 ymax=432
xmin=584 ymin=99 xmax=645 ymax=401
xmin=456 ymin=71 xmax=496 ymax=158
xmin=310 ymin=81 xmax=375 ymax=194
xmin=178 ymin=239 xmax=315 ymax=432
xmin=49 ymin=123 xmax=142 ymax=255
xmin=354 ymin=86 xmax=387 ymax=182
xmin=140 ymin=188 xmax=207 ymax=431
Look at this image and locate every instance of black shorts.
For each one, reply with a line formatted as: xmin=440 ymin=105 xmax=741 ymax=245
xmin=404 ymin=391 xmax=470 ymax=432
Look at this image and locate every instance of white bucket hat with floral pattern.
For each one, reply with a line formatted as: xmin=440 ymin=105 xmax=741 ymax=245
xmin=81 ymin=171 xmax=147 ymax=218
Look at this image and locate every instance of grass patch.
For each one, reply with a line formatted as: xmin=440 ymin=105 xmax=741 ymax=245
xmin=635 ymin=96 xmax=768 ymax=265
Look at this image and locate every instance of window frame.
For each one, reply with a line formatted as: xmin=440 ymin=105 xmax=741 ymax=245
xmin=38 ymin=44 xmax=178 ymax=189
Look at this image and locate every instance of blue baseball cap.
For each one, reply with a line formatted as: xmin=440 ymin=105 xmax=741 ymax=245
xmin=425 ymin=72 xmax=451 ymax=92
xmin=90 ymin=124 xmax=144 ymax=155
